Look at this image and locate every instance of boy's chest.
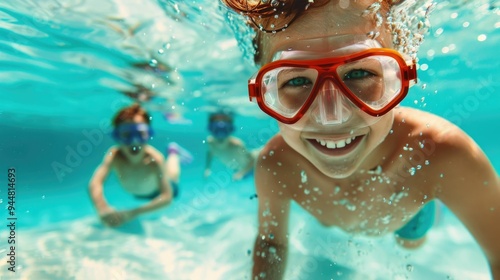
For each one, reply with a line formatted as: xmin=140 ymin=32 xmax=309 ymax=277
xmin=289 ymin=170 xmax=428 ymax=235
xmin=211 ymin=142 xmax=244 ymax=157
xmin=113 ymin=162 xmax=159 ymax=194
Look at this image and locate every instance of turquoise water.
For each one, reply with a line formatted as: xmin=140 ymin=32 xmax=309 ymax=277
xmin=0 ymin=0 xmax=499 ymax=279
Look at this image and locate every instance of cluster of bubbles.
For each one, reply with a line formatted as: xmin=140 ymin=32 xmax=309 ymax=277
xmin=386 ymin=0 xmax=435 ymax=60
xmin=220 ymin=4 xmax=258 ymax=67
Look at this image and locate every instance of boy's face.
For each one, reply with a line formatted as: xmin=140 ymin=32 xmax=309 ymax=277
xmin=114 ymin=114 xmax=151 ymax=159
xmin=209 ymin=116 xmax=234 ymax=140
xmin=258 ymin=1 xmax=399 ymax=178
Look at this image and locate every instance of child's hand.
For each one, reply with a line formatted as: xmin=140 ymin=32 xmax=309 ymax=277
xmin=100 ymin=210 xmax=135 ymax=227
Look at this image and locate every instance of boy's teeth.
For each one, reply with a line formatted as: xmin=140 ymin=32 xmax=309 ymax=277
xmin=316 ymin=136 xmax=356 ymax=149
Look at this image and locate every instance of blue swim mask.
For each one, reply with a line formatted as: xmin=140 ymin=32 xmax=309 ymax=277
xmin=208 ymin=120 xmax=234 ymax=139
xmin=112 ymin=123 xmax=154 ymax=145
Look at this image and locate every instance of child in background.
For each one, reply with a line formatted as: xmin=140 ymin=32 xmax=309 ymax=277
xmin=205 ymin=110 xmax=260 ymax=181
xmin=221 ymin=0 xmax=500 ymax=279
xmin=89 ymin=103 xmax=191 ymax=227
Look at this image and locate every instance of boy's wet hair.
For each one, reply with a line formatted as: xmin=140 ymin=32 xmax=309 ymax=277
xmin=221 ymin=0 xmax=390 ymax=64
xmin=113 ymin=103 xmax=151 ymax=127
xmin=221 ymin=0 xmax=433 ymax=64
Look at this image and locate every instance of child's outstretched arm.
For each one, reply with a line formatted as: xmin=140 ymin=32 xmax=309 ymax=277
xmin=252 ymin=147 xmax=291 ymax=280
xmin=205 ymin=150 xmax=213 ymax=178
xmin=230 ymin=137 xmax=254 ymax=180
xmin=88 ymin=148 xmax=115 ymax=215
xmin=432 ymin=126 xmax=500 ymax=278
xmin=204 ymin=137 xmax=215 ymax=178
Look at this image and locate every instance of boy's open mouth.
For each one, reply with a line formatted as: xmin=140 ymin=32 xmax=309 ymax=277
xmin=307 ymin=135 xmax=364 ymax=156
xmin=128 ymin=146 xmax=142 ymax=155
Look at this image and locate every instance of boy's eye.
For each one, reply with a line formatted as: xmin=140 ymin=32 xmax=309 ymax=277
xmin=344 ymin=69 xmax=373 ymax=80
xmin=285 ymin=76 xmax=312 ymax=87
xmin=120 ymin=132 xmax=130 ymax=138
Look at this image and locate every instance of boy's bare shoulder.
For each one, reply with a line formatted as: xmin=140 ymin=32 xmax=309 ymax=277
xmin=102 ymin=146 xmax=120 ymax=165
xmin=143 ymin=145 xmax=166 ymax=166
xmin=256 ymin=134 xmax=312 ymax=200
xmin=396 ymin=107 xmax=471 ymax=146
xmin=258 ymin=134 xmax=292 ymax=160
xmin=396 ymin=107 xmax=485 ymax=166
xmin=257 ymin=135 xmax=304 ymax=174
xmin=228 ymin=136 xmax=245 ymax=146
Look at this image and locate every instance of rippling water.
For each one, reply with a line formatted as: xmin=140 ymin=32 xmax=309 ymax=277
xmin=0 ymin=0 xmax=499 ymax=279
xmin=0 ymin=0 xmax=257 ymax=129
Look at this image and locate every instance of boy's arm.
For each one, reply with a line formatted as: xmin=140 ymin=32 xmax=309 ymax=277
xmin=205 ymin=151 xmax=213 ymax=177
xmin=88 ymin=149 xmax=115 ymax=214
xmin=433 ymin=128 xmax=500 ymax=278
xmin=205 ymin=137 xmax=213 ymax=177
xmin=252 ymin=149 xmax=291 ymax=280
xmin=231 ymin=137 xmax=255 ymax=179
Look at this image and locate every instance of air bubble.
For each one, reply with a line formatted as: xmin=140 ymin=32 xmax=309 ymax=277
xmin=301 ymin=170 xmax=307 ymax=183
xmin=408 ymin=167 xmax=416 ymax=176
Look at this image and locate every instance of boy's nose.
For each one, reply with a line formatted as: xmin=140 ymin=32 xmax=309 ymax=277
xmin=310 ymin=79 xmax=353 ymax=125
xmin=129 ymin=135 xmax=144 ymax=145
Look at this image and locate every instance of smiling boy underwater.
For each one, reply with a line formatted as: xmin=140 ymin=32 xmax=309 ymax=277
xmin=221 ymin=0 xmax=500 ymax=278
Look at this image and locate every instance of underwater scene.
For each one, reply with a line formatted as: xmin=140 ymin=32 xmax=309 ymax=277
xmin=0 ymin=0 xmax=499 ymax=279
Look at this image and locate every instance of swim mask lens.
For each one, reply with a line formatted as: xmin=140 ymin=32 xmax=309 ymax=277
xmin=112 ymin=123 xmax=153 ymax=145
xmin=248 ymin=48 xmax=417 ymax=124
xmin=209 ymin=120 xmax=234 ymax=139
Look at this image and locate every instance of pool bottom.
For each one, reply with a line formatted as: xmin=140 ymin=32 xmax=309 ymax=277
xmin=0 ymin=202 xmax=490 ymax=280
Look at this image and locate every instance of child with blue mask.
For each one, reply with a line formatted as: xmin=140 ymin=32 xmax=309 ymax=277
xmin=205 ymin=110 xmax=262 ymax=181
xmin=221 ymin=0 xmax=500 ymax=279
xmin=89 ymin=103 xmax=192 ymax=227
